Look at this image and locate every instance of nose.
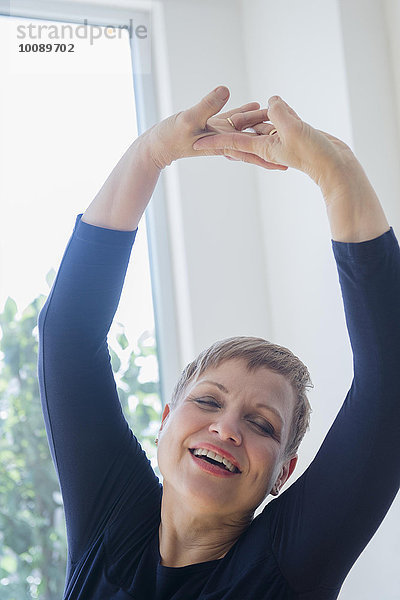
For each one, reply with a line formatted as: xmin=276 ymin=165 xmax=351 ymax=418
xmin=208 ymin=414 xmax=242 ymax=445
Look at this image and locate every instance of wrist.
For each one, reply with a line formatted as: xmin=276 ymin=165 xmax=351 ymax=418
xmin=141 ymin=114 xmax=183 ymax=171
xmin=317 ymin=157 xmax=390 ymax=242
xmin=136 ymin=128 xmax=167 ymax=171
xmin=315 ymin=150 xmax=359 ymax=201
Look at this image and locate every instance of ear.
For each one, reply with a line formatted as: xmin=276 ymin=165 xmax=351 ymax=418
xmin=159 ymin=403 xmax=171 ymax=434
xmin=272 ymin=454 xmax=298 ymax=495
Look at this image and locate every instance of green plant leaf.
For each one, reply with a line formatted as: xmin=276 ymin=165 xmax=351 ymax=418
xmin=117 ymin=332 xmax=129 ymax=350
xmin=3 ymin=297 xmax=18 ymax=324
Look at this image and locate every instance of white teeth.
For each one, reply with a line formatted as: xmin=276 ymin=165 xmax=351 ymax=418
xmin=192 ymin=448 xmax=237 ymax=472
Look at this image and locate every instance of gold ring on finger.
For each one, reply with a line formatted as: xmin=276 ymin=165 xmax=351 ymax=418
xmin=269 ymin=128 xmax=278 ymax=136
xmin=227 ymin=117 xmax=236 ymax=129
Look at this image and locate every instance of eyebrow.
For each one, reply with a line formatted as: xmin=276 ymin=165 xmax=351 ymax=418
xmin=196 ymin=379 xmax=284 ymax=429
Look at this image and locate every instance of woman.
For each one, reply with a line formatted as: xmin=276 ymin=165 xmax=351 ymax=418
xmin=37 ymin=86 xmax=400 ymax=599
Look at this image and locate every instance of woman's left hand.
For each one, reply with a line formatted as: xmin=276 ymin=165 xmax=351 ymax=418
xmin=145 ymin=86 xmax=288 ymax=170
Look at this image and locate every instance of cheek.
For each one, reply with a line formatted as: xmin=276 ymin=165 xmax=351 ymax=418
xmin=157 ymin=410 xmax=194 ymax=471
xmin=176 ymin=404 xmax=212 ymax=431
xmin=250 ymin=443 xmax=280 ymax=479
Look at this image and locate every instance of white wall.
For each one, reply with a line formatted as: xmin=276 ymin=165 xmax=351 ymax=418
xmin=339 ymin=0 xmax=400 ymax=225
xmin=383 ymin=0 xmax=400 ymax=130
xmin=154 ymin=0 xmax=272 ymax=360
xmin=154 ymin=0 xmax=399 ymax=597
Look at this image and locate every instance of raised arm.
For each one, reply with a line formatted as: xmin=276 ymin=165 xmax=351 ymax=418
xmin=193 ymin=95 xmax=400 ymax=594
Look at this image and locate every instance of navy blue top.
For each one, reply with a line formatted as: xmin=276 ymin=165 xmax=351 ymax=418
xmin=37 ymin=213 xmax=400 ymax=599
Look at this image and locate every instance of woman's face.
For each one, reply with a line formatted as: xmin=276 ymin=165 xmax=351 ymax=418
xmin=157 ymin=358 xmax=298 ymax=519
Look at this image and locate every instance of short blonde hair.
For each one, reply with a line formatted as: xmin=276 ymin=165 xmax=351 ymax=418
xmin=170 ymin=336 xmax=313 ymax=461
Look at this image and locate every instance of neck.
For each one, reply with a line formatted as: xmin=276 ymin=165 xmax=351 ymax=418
xmin=158 ymin=483 xmax=253 ymax=568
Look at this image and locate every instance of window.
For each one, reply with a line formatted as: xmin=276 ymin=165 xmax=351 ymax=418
xmin=0 ymin=11 xmax=165 ymax=597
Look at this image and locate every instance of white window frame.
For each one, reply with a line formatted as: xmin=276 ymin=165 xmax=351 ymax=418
xmin=0 ymin=0 xmax=180 ymax=407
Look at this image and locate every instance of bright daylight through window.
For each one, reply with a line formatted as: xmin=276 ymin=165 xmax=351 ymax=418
xmin=0 ymin=14 xmax=161 ymax=599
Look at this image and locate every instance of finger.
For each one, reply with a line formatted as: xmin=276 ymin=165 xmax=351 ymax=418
xmin=192 ymin=131 xmax=285 ymax=166
xmin=225 ymin=149 xmax=288 ymax=170
xmin=229 ymin=108 xmax=270 ymax=131
xmin=252 ymin=123 xmax=279 ymax=136
xmin=193 ymin=131 xmax=260 ymax=154
xmin=268 ymin=95 xmax=301 ymax=120
xmin=266 ymin=95 xmax=301 ymax=137
xmin=222 ymin=102 xmax=260 ymax=119
xmin=187 ymin=86 xmax=231 ymax=127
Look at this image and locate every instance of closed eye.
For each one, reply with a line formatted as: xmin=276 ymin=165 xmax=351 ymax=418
xmin=194 ymin=398 xmax=220 ymax=408
xmin=192 ymin=397 xmax=277 ymax=438
xmin=251 ymin=421 xmax=275 ymax=436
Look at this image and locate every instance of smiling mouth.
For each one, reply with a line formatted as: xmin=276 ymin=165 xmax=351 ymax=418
xmin=189 ymin=449 xmax=241 ymax=474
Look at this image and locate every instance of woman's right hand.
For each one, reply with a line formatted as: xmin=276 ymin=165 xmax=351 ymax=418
xmin=144 ymin=86 xmax=288 ymax=171
xmin=192 ymin=95 xmax=357 ymax=189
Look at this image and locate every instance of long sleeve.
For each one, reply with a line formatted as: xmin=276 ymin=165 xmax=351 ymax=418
xmin=37 ymin=214 xmax=161 ymax=565
xmin=269 ymin=226 xmax=400 ymax=595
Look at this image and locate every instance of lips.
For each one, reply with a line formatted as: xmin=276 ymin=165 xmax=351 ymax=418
xmin=189 ymin=449 xmax=240 ymax=477
xmin=189 ymin=442 xmax=242 ymax=473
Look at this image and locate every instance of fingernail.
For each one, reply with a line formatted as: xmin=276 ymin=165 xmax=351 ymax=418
xmin=215 ymin=86 xmax=229 ymax=100
xmin=268 ymin=95 xmax=280 ymax=109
